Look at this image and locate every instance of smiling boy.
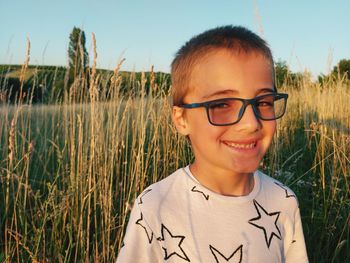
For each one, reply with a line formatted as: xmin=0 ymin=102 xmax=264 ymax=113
xmin=117 ymin=26 xmax=308 ymax=263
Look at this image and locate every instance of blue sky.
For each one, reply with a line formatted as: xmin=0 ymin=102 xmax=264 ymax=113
xmin=1 ymin=0 xmax=349 ymax=78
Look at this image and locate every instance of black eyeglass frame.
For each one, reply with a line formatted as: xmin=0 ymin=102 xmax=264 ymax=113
xmin=178 ymin=93 xmax=289 ymax=126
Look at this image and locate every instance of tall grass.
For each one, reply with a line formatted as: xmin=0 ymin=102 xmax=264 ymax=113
xmin=0 ymin=42 xmax=349 ymax=262
xmin=266 ymin=78 xmax=349 ymax=262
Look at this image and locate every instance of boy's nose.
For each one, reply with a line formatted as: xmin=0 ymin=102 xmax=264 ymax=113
xmin=236 ymin=104 xmax=261 ymax=132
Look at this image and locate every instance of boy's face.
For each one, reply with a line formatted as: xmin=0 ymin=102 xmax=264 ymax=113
xmin=173 ymin=49 xmax=276 ymax=175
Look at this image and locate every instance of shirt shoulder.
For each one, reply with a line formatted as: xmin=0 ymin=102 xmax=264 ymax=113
xmin=136 ymin=167 xmax=186 ymax=206
xmin=257 ymin=170 xmax=299 ymax=211
xmin=134 ymin=168 xmax=189 ymax=232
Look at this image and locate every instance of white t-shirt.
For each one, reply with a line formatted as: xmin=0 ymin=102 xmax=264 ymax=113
xmin=117 ymin=166 xmax=308 ymax=263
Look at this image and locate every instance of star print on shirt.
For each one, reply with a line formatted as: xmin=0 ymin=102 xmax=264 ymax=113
xmin=248 ymin=199 xmax=282 ymax=249
xmin=138 ymin=189 xmax=152 ymax=204
xmin=157 ymin=224 xmax=190 ymax=262
xmin=191 ymin=186 xmax=210 ymax=200
xmin=136 ymin=212 xmax=153 ymax=244
xmin=274 ymin=182 xmax=296 ymax=199
xmin=209 ymin=244 xmax=243 ymax=263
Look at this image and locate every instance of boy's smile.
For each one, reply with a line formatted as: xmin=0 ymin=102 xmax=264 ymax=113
xmin=173 ymin=48 xmax=276 ymax=195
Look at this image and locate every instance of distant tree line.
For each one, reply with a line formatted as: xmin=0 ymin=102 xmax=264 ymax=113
xmin=275 ymin=59 xmax=350 ymax=89
xmin=0 ymin=27 xmax=349 ymax=104
xmin=0 ymin=27 xmax=171 ymax=104
xmin=318 ymin=59 xmax=350 ymax=85
xmin=0 ymin=66 xmax=171 ymax=104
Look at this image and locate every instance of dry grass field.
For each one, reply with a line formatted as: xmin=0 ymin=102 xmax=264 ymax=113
xmin=0 ymin=57 xmax=349 ymax=262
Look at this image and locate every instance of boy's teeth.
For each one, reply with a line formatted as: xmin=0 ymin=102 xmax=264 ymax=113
xmin=226 ymin=142 xmax=256 ymax=149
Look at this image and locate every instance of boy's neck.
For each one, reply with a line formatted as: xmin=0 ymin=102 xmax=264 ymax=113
xmin=189 ymin=162 xmax=255 ymax=197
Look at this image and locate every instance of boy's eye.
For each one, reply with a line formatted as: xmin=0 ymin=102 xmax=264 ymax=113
xmin=209 ymin=102 xmax=230 ymax=109
xmin=256 ymin=100 xmax=274 ymax=107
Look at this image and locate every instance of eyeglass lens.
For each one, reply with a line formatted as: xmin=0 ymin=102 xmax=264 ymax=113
xmin=208 ymin=95 xmax=286 ymax=125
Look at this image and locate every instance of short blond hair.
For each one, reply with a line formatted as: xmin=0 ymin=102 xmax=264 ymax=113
xmin=171 ymin=26 xmax=275 ymax=106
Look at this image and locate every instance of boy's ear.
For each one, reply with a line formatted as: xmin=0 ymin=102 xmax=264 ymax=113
xmin=172 ymin=106 xmax=190 ymax=136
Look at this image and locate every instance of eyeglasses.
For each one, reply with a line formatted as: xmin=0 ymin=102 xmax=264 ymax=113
xmin=178 ymin=93 xmax=288 ymax=126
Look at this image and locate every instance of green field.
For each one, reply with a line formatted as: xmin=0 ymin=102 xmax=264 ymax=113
xmin=0 ymin=64 xmax=349 ymax=262
xmin=0 ymin=64 xmax=170 ymax=104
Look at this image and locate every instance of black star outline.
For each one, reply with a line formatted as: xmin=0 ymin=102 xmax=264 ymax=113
xmin=138 ymin=188 xmax=152 ymax=204
xmin=191 ymin=186 xmax=209 ymax=200
xmin=274 ymin=181 xmax=299 ymax=207
xmin=157 ymin=224 xmax=190 ymax=262
xmin=209 ymin=244 xmax=243 ymax=263
xmin=135 ymin=212 xmax=154 ymax=244
xmin=248 ymin=199 xmax=282 ymax=249
xmin=274 ymin=182 xmax=296 ymax=199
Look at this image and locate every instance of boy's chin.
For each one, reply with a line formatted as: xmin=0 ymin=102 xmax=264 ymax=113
xmin=227 ymin=162 xmax=261 ymax=175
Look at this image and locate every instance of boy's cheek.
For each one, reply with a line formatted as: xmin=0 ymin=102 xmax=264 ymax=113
xmin=270 ymin=120 xmax=277 ymax=136
xmin=263 ymin=120 xmax=277 ymax=145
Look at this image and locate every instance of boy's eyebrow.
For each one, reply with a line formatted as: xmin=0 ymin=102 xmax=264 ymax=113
xmin=202 ymin=87 xmax=275 ymax=99
xmin=257 ymin=87 xmax=275 ymax=94
xmin=202 ymin=89 xmax=238 ymax=99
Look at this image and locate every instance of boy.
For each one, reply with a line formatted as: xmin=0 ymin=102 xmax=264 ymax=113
xmin=117 ymin=26 xmax=308 ymax=262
